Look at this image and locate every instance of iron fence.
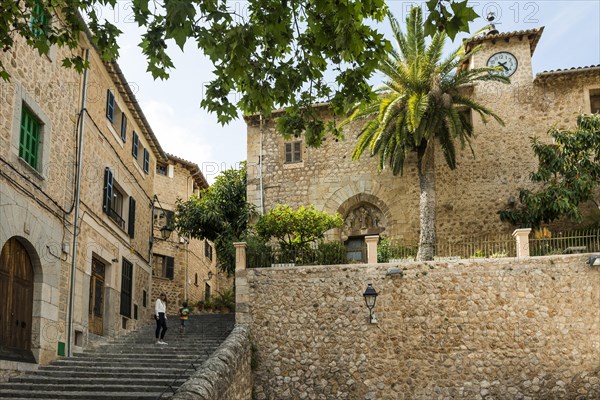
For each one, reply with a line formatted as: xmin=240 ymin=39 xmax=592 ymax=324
xmin=529 ymin=228 xmax=600 ymax=256
xmin=245 ymin=228 xmax=600 ymax=268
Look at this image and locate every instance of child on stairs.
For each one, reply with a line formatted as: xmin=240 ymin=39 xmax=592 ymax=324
xmin=179 ymin=301 xmax=190 ymax=335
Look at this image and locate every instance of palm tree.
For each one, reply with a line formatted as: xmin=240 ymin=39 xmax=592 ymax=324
xmin=341 ymin=8 xmax=508 ymax=260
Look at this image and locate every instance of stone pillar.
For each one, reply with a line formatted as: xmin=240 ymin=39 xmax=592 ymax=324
xmin=234 ymin=242 xmax=247 ymax=271
xmin=512 ymin=228 xmax=532 ymax=258
xmin=234 ymin=242 xmax=250 ymax=326
xmin=365 ymin=235 xmax=379 ymax=264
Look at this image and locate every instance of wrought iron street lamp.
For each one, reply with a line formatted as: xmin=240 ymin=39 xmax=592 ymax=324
xmin=363 ymin=283 xmax=378 ymax=324
xmin=160 ymin=224 xmax=173 ymax=240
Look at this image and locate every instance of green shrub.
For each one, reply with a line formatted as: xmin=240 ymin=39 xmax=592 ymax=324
xmin=213 ymin=289 xmax=235 ymax=311
xmin=316 ymin=241 xmax=348 ymax=265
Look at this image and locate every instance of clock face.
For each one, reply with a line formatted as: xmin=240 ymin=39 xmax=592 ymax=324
xmin=487 ymin=52 xmax=518 ymax=77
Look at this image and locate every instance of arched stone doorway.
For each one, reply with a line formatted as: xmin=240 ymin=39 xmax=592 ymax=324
xmin=339 ymin=201 xmax=387 ymax=262
xmin=0 ymin=237 xmax=34 ymax=361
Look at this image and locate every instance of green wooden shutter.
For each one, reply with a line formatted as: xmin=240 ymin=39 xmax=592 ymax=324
xmin=143 ymin=148 xmax=150 ymax=173
xmin=120 ymin=114 xmax=127 ymax=142
xmin=19 ymin=106 xmax=40 ymax=169
xmin=285 ymin=143 xmax=292 ymax=163
xmin=165 ymin=257 xmax=174 ymax=280
xmin=103 ymin=168 xmax=113 ymax=214
xmin=106 ymin=90 xmax=114 ymax=122
xmin=120 ymin=258 xmax=133 ymax=317
xmin=132 ymin=132 xmax=139 ymax=159
xmin=128 ymin=197 xmax=136 ymax=238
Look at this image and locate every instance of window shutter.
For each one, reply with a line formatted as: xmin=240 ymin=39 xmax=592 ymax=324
xmin=106 ymin=90 xmax=114 ymax=122
xmin=103 ymin=168 xmax=113 ymax=214
xmin=143 ymin=148 xmax=150 ymax=173
xmin=120 ymin=114 xmax=127 ymax=142
xmin=293 ymin=142 xmax=302 ymax=162
xmin=128 ymin=197 xmax=136 ymax=238
xmin=285 ymin=143 xmax=292 ymax=163
xmin=165 ymin=257 xmax=174 ymax=280
xmin=120 ymin=258 xmax=133 ymax=317
xmin=132 ymin=132 xmax=139 ymax=159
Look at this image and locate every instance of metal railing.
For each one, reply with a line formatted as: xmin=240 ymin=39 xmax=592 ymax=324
xmin=244 ymin=228 xmax=600 ymax=268
xmin=529 ymin=228 xmax=600 ymax=256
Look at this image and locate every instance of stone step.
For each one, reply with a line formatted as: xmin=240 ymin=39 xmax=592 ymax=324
xmin=2 ymin=314 xmax=234 ymax=399
xmin=0 ymin=383 xmax=173 ymax=393
xmin=9 ymin=376 xmax=187 ymax=386
xmin=26 ymin=369 xmax=190 ymax=380
xmin=0 ymin=389 xmax=171 ymax=399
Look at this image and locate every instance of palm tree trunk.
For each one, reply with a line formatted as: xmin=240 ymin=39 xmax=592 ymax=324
xmin=416 ymin=142 xmax=436 ymax=261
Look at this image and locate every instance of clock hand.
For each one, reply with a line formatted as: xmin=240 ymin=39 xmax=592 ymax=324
xmin=498 ymin=61 xmax=509 ymax=71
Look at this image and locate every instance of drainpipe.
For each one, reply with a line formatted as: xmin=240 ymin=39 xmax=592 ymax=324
xmin=259 ymin=114 xmax=264 ymax=215
xmin=67 ymin=48 xmax=90 ymax=358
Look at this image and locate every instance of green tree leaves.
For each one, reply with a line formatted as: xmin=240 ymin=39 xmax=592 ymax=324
xmin=499 ymin=114 xmax=600 ymax=229
xmin=255 ymin=204 xmax=343 ymax=252
xmin=3 ymin=1 xmax=479 ymax=144
xmin=175 ymin=163 xmax=255 ymax=275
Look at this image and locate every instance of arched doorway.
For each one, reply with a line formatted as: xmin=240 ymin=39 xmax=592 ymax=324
xmin=340 ymin=202 xmax=387 ymax=262
xmin=0 ymin=237 xmax=34 ymax=358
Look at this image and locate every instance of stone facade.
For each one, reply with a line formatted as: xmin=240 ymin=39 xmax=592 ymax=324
xmin=240 ymin=255 xmax=600 ymax=399
xmin=152 ymin=155 xmax=224 ymax=315
xmin=1 ymin=20 xmax=167 ymax=369
xmin=245 ymin=27 xmax=600 ymax=246
xmin=0 ymin=31 xmax=81 ymax=366
xmin=172 ymin=325 xmax=252 ymax=400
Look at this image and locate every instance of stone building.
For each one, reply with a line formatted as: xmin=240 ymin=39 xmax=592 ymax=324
xmin=0 ymin=23 xmax=168 ymax=372
xmin=0 ymin=11 xmax=225 ymax=375
xmin=245 ymin=26 xmax=600 ymax=257
xmin=152 ymin=154 xmax=223 ymax=315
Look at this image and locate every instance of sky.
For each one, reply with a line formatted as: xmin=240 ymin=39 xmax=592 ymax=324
xmin=103 ymin=1 xmax=600 ymax=184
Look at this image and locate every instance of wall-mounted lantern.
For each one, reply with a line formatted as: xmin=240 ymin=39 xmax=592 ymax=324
xmin=159 ymin=225 xmax=173 ymax=240
xmin=363 ymin=283 xmax=378 ymax=324
xmin=587 ymin=255 xmax=600 ymax=267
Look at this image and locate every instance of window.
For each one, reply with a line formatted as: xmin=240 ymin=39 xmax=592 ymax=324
xmin=19 ymin=105 xmax=41 ymax=170
xmin=30 ymin=0 xmax=50 ymax=39
xmin=120 ymin=258 xmax=133 ymax=317
xmin=120 ymin=114 xmax=127 ymax=142
xmin=127 ymin=197 xmax=136 ymax=238
xmin=142 ymin=290 xmax=147 ymax=308
xmin=106 ymin=90 xmax=115 ymax=122
xmin=590 ymin=89 xmax=600 ymax=114
xmin=153 ymin=254 xmax=174 ymax=280
xmin=143 ymin=148 xmax=150 ymax=173
xmin=103 ymin=167 xmax=135 ymax=232
xmin=204 ymin=240 xmax=213 ymax=261
xmin=106 ymin=89 xmax=126 ymax=142
xmin=156 ymin=164 xmax=167 ymax=175
xmin=132 ymin=132 xmax=139 ymax=159
xmin=194 ymin=273 xmax=199 ymax=286
xmin=204 ymin=283 xmax=211 ymax=303
xmin=285 ymin=141 xmax=302 ymax=163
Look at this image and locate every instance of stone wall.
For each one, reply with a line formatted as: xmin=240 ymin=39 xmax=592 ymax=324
xmin=242 ymin=255 xmax=600 ymax=399
xmin=172 ymin=325 xmax=252 ymax=400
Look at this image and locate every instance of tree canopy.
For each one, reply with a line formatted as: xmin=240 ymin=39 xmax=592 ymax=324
xmin=2 ymin=0 xmax=479 ymax=142
xmin=340 ymin=7 xmax=506 ymax=260
xmin=499 ymin=114 xmax=600 ymax=229
xmin=175 ymin=163 xmax=254 ymax=275
xmin=255 ymin=204 xmax=343 ymax=251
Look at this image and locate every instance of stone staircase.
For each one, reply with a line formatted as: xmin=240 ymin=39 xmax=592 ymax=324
xmin=0 ymin=314 xmax=235 ymax=400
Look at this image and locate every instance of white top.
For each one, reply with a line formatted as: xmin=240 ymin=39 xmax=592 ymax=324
xmin=155 ymin=298 xmax=166 ymax=316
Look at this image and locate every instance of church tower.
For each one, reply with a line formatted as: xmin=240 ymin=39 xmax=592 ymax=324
xmin=463 ymin=13 xmax=544 ymax=88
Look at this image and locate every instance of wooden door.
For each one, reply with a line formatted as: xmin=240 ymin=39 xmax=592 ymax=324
xmin=88 ymin=258 xmax=105 ymax=336
xmin=0 ymin=238 xmax=34 ymax=351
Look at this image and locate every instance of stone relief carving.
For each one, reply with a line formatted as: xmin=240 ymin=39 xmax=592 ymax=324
xmin=342 ymin=203 xmax=385 ymax=239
